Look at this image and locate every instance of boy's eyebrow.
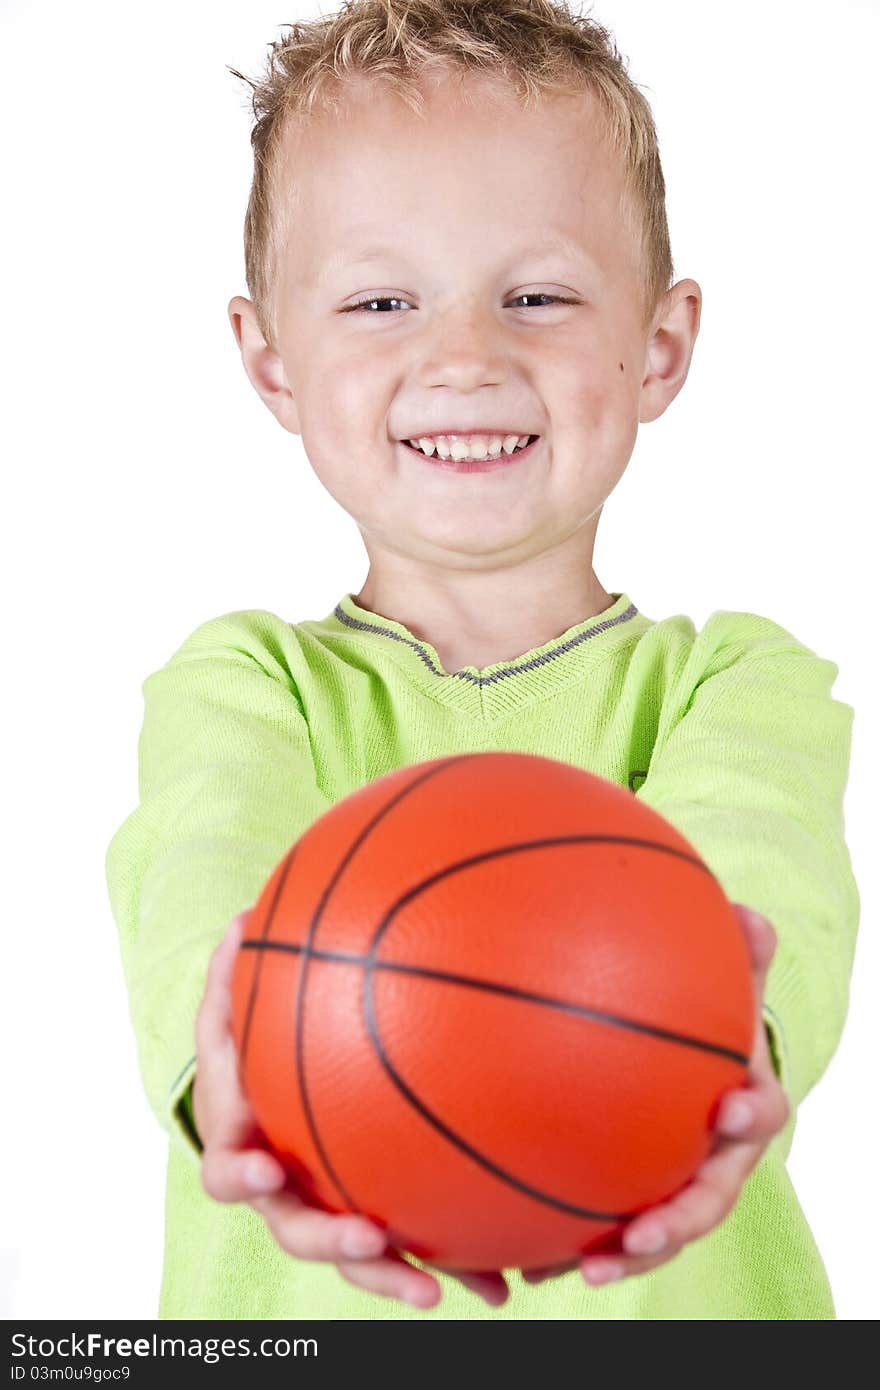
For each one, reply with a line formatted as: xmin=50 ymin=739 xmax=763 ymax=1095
xmin=315 ymin=232 xmax=602 ymax=284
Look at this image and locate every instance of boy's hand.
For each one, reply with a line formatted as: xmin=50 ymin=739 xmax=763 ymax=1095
xmin=194 ymin=911 xmax=508 ymax=1310
xmin=520 ymin=903 xmax=790 ymax=1289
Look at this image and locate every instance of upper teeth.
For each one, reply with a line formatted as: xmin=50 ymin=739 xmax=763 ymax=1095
xmin=405 ymin=433 xmax=533 ymax=460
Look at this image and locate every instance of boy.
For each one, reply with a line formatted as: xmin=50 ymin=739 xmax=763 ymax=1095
xmin=105 ymin=0 xmax=859 ymax=1319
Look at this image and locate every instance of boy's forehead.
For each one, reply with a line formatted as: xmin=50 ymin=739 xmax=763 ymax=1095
xmin=279 ymin=82 xmax=629 ymax=281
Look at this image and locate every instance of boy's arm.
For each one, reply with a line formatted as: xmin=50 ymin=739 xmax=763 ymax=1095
xmin=635 ymin=611 xmax=860 ymax=1125
xmin=105 ymin=612 xmax=332 ymax=1165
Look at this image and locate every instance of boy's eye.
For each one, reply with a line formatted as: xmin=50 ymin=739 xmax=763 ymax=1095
xmin=347 ymin=296 xmax=412 ymax=313
xmin=343 ymin=293 xmax=576 ymax=313
xmin=508 ymin=293 xmax=571 ymax=309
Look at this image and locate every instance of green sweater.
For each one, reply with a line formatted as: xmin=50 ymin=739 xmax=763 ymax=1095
xmin=104 ymin=589 xmax=859 ymax=1320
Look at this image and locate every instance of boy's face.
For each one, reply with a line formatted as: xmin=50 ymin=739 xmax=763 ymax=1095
xmin=230 ymin=74 xmax=700 ymax=577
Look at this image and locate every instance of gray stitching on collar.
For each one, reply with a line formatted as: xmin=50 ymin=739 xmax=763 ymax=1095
xmin=333 ymin=601 xmax=639 ymax=686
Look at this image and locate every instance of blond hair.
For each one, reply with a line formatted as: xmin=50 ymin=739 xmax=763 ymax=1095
xmin=228 ymin=0 xmax=674 ymax=353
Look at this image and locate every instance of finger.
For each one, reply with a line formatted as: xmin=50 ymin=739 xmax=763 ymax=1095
xmin=715 ymin=1074 xmax=791 ymax=1141
xmin=200 ymin=1143 xmax=288 ymax=1202
xmin=248 ymin=1189 xmax=392 ymax=1265
xmin=336 ymin=1244 xmax=443 ymax=1308
xmin=732 ymin=904 xmax=778 ymax=983
xmin=580 ymin=1248 xmax=674 ymax=1285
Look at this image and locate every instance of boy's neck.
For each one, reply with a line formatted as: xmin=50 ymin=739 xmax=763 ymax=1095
xmin=352 ymin=567 xmax=616 ymax=676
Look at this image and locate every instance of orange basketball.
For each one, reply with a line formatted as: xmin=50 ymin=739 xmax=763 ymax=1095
xmin=230 ymin=751 xmax=753 ymax=1272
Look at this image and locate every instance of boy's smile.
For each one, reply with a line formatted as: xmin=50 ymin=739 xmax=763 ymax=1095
xmin=229 ymin=69 xmax=701 ymax=673
xmin=399 ymin=432 xmax=540 ymax=472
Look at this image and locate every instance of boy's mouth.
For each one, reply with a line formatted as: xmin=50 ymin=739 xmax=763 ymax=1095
xmin=399 ymin=434 xmax=541 ymax=472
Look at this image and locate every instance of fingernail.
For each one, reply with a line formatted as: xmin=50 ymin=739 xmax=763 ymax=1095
xmin=721 ymin=1098 xmax=752 ymax=1133
xmin=340 ymin=1225 xmax=386 ymax=1259
xmin=625 ymin=1223 xmax=666 ymax=1255
xmin=583 ymin=1259 xmax=624 ymax=1285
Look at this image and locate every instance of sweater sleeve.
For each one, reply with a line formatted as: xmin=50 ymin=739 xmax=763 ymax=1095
xmin=634 ymin=612 xmax=859 ymax=1117
xmin=104 ymin=612 xmax=332 ymax=1165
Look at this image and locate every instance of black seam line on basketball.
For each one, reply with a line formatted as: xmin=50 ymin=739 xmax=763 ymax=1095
xmin=361 ymin=954 xmax=634 ymax=1224
xmin=240 ymin=939 xmax=749 ymax=1067
xmin=355 ymin=826 xmax=739 ymax=1220
xmin=292 ymin=755 xmax=478 ymax=1213
xmin=333 ymin=599 xmax=640 ymax=685
xmin=363 ymin=831 xmax=720 ymax=967
xmin=376 ymin=832 xmax=715 ymax=905
xmin=239 ymin=844 xmax=299 ymax=1070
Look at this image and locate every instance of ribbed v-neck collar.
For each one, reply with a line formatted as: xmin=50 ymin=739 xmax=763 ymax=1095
xmin=315 ymin=590 xmax=644 ymax=719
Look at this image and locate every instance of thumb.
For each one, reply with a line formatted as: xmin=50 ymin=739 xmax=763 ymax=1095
xmin=195 ymin=911 xmax=251 ymax=1057
xmin=196 ymin=910 xmax=288 ymax=1201
xmin=732 ymin=903 xmax=777 ymax=987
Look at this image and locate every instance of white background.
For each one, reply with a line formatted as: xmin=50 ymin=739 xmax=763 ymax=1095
xmin=2 ymin=0 xmax=877 ymax=1320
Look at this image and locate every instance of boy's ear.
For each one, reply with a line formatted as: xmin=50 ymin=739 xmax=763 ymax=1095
xmin=638 ymin=278 xmax=702 ymax=425
xmin=226 ymin=295 xmax=301 ymax=436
